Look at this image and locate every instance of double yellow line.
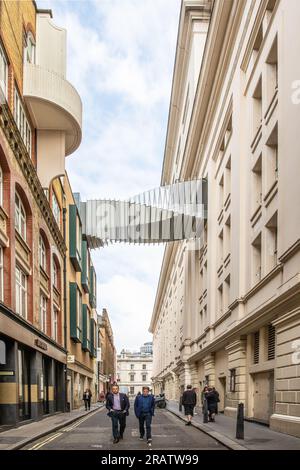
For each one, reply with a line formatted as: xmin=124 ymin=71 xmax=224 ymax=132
xmin=28 ymin=407 xmax=104 ymax=450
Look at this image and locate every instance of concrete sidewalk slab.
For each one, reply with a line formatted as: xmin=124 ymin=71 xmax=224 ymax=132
xmin=166 ymin=401 xmax=300 ymax=451
xmin=0 ymin=404 xmax=104 ymax=450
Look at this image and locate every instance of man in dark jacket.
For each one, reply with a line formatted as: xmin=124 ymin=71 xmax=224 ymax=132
xmin=106 ymin=383 xmax=130 ymax=443
xmin=134 ymin=386 xmax=155 ymax=445
xmin=182 ymin=384 xmax=197 ymax=425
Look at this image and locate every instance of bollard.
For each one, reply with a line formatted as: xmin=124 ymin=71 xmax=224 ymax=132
xmin=236 ymin=402 xmax=244 ymax=439
xmin=179 ymin=396 xmax=182 ymax=412
xmin=203 ymin=397 xmax=208 ymax=423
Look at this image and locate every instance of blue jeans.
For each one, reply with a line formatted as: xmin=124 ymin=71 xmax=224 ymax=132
xmin=111 ymin=411 xmax=126 ymax=439
xmin=139 ymin=412 xmax=152 ymax=439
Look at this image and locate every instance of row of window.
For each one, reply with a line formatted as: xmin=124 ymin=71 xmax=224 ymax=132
xmin=130 ymin=364 xmax=147 ymax=370
xmin=14 ymin=262 xmax=59 ymax=341
xmin=130 ymin=374 xmax=148 ymax=382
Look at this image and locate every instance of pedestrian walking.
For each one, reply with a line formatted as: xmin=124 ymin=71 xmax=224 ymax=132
xmin=83 ymin=388 xmax=92 ymax=411
xmin=201 ymin=385 xmax=209 ymax=414
xmin=211 ymin=386 xmax=220 ymax=414
xmin=182 ymin=384 xmax=197 ymax=425
xmin=205 ymin=387 xmax=218 ymax=422
xmin=106 ymin=383 xmax=130 ymax=443
xmin=134 ymin=386 xmax=155 ymax=445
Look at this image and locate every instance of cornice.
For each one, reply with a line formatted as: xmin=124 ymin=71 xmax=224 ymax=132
xmin=0 ymin=104 xmax=66 ymax=256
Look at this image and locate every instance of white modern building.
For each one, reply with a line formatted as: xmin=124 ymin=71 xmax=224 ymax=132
xmin=117 ymin=345 xmax=153 ymax=397
xmin=150 ymin=0 xmax=300 ymax=439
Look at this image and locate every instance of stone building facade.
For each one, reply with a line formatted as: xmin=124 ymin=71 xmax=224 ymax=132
xmin=150 ymin=0 xmax=300 ymax=438
xmin=117 ymin=345 xmax=153 ymax=397
xmin=97 ymin=308 xmax=116 ymax=395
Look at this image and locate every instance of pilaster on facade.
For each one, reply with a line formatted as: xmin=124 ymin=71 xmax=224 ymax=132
xmin=225 ymin=338 xmax=247 ymax=416
xmin=203 ymin=353 xmax=216 ymax=387
xmin=270 ymin=308 xmax=300 ymax=437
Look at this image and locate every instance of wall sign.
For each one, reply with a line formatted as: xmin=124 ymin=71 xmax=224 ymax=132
xmin=35 ymin=338 xmax=47 ymax=351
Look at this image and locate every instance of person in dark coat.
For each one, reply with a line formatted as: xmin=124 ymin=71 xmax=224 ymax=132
xmin=182 ymin=384 xmax=197 ymax=425
xmin=134 ymin=386 xmax=155 ymax=445
xmin=83 ymin=388 xmax=92 ymax=411
xmin=205 ymin=387 xmax=218 ymax=422
xmin=106 ymin=383 xmax=130 ymax=443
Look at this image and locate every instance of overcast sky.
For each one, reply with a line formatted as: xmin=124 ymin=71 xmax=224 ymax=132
xmin=37 ymin=0 xmax=181 ymax=352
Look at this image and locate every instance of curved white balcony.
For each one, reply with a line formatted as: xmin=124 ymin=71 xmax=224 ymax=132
xmin=23 ymin=63 xmax=82 ymax=155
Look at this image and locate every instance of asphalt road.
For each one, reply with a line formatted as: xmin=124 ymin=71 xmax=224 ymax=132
xmin=23 ymin=406 xmax=227 ymax=450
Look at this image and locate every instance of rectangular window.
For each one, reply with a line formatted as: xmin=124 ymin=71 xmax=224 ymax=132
xmin=130 ymin=386 xmax=134 ymax=395
xmin=130 ymin=374 xmax=134 ymax=382
xmin=15 ymin=192 xmax=26 ymax=241
xmin=52 ymin=192 xmax=60 ymax=227
xmin=267 ymin=324 xmax=276 ymax=360
xmin=229 ymin=369 xmax=236 ymax=392
xmin=142 ymin=364 xmax=146 ymax=370
xmin=0 ymin=42 xmax=8 ymax=99
xmin=130 ymin=364 xmax=134 ymax=370
xmin=254 ymin=331 xmax=260 ymax=364
xmin=142 ymin=374 xmax=147 ymax=382
xmin=0 ymin=246 xmax=3 ymax=302
xmin=16 ymin=266 xmax=27 ymax=318
xmin=53 ymin=307 xmax=58 ymax=342
xmin=77 ymin=288 xmax=82 ymax=338
xmin=53 ymin=260 xmax=58 ymax=289
xmin=14 ymin=88 xmax=32 ymax=156
xmin=39 ymin=236 xmax=46 ymax=271
xmin=40 ymin=294 xmax=47 ymax=333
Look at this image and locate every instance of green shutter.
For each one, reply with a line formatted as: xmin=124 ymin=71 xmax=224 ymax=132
xmin=89 ymin=318 xmax=96 ymax=357
xmin=82 ymin=304 xmax=88 ymax=351
xmin=89 ymin=265 xmax=97 ymax=308
xmin=70 ymin=282 xmax=79 ymax=342
xmin=69 ymin=205 xmax=82 ymax=272
xmin=81 ymin=241 xmax=89 ymax=293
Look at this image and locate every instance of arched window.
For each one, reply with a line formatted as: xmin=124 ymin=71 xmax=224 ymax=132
xmin=39 ymin=234 xmax=46 ymax=270
xmin=15 ymin=191 xmax=26 ymax=240
xmin=0 ymin=165 xmax=3 ymax=207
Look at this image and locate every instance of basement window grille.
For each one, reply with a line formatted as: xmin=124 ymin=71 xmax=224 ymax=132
xmin=267 ymin=324 xmax=276 ymax=360
xmin=253 ymin=331 xmax=260 ymax=364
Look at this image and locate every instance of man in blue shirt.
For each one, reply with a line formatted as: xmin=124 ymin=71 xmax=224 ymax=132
xmin=134 ymin=386 xmax=155 ymax=445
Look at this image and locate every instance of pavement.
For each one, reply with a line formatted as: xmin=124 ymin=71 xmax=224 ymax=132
xmin=166 ymin=400 xmax=300 ymax=450
xmin=0 ymin=403 xmax=104 ymax=450
xmin=20 ymin=405 xmax=227 ymax=450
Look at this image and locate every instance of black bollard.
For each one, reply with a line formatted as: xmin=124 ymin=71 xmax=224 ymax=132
xmin=203 ymin=397 xmax=208 ymax=423
xmin=179 ymin=395 xmax=182 ymax=412
xmin=236 ymin=402 xmax=244 ymax=439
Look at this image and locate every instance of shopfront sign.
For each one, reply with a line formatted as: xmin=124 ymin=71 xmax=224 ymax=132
xmin=67 ymin=355 xmax=75 ymax=363
xmin=0 ymin=370 xmax=14 ymax=376
xmin=34 ymin=338 xmax=48 ymax=351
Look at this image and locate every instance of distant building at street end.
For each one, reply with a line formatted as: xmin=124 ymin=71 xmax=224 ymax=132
xmin=140 ymin=342 xmax=153 ymax=355
xmin=97 ymin=308 xmax=116 ymax=396
xmin=117 ymin=345 xmax=153 ymax=397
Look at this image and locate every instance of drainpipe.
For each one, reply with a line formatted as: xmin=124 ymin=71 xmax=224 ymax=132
xmin=63 ymin=205 xmax=68 ymax=411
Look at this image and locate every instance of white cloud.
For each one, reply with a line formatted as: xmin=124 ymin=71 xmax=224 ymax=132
xmin=37 ymin=0 xmax=180 ymax=350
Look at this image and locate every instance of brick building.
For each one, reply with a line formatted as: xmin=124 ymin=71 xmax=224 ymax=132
xmin=0 ymin=1 xmax=82 ymax=425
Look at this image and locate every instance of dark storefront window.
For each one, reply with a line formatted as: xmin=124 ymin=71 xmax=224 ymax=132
xmin=17 ymin=348 xmax=31 ymax=420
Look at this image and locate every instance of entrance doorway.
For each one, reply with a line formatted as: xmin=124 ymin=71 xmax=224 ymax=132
xmin=17 ymin=348 xmax=31 ymax=421
xmin=218 ymin=376 xmax=226 ymax=413
xmin=42 ymin=356 xmax=50 ymax=414
xmin=252 ymin=370 xmax=274 ymax=423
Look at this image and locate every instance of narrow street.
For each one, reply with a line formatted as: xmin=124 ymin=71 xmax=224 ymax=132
xmin=22 ymin=406 xmax=227 ymax=451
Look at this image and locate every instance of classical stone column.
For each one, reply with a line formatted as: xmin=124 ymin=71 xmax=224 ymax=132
xmin=225 ymin=338 xmax=246 ymax=417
